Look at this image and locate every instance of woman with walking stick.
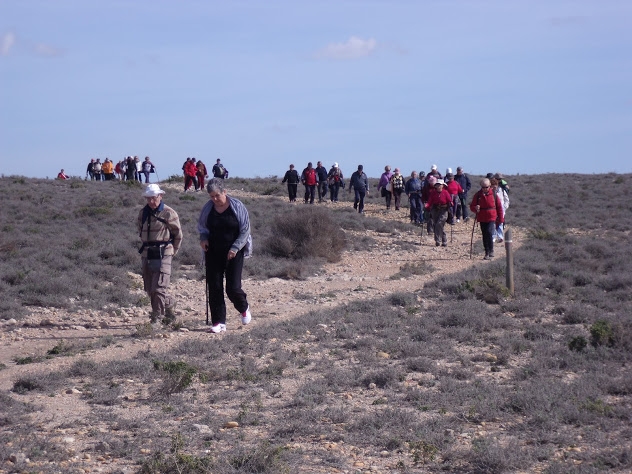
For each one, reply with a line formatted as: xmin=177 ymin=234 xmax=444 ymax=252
xmin=470 ymin=178 xmax=504 ymax=260
xmin=198 ymin=178 xmax=253 ymax=333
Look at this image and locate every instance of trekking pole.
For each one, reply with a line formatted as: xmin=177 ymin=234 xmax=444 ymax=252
xmin=203 ymin=252 xmax=209 ymax=325
xmin=469 ymin=212 xmax=478 ymax=259
xmin=451 ymin=218 xmax=454 ymax=243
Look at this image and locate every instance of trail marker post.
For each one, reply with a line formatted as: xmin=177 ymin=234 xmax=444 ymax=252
xmin=505 ymin=228 xmax=514 ymax=296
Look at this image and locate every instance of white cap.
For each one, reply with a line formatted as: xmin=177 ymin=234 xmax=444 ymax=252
xmin=142 ymin=184 xmax=165 ymax=197
xmin=446 ymin=167 xmax=452 ymax=175
xmin=334 ymin=162 xmax=338 ymax=167
xmin=431 ymin=164 xmax=437 ymax=170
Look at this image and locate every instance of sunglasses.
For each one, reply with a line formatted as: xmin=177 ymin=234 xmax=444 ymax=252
xmin=481 ymin=186 xmax=490 ymax=189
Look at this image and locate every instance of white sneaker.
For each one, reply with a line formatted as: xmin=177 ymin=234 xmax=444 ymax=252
xmin=209 ymin=323 xmax=226 ymax=333
xmin=241 ymin=307 xmax=252 ymax=325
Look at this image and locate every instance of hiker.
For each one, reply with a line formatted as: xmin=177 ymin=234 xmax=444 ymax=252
xmin=390 ymin=168 xmax=406 ymax=211
xmin=138 ymin=184 xmax=182 ymax=324
xmin=102 ymin=158 xmax=114 ymax=181
xmin=93 ymin=159 xmax=103 ymax=181
xmin=327 ymin=162 xmax=344 ymax=202
xmin=57 ymin=169 xmax=69 ymax=180
xmin=378 ymin=165 xmax=393 ymax=210
xmin=422 ymin=175 xmax=437 ymax=235
xmin=198 ymin=178 xmax=252 ymax=334
xmin=281 ymin=164 xmax=300 ymax=202
xmin=86 ymin=159 xmax=95 ymax=180
xmin=212 ymin=158 xmax=229 ymax=179
xmin=115 ymin=160 xmax=124 ymax=180
xmin=301 ymin=162 xmax=318 ymax=204
xmin=428 ymin=164 xmax=442 ymax=179
xmin=405 ymin=171 xmax=422 ymax=225
xmin=425 ymin=179 xmax=452 ymax=247
xmin=454 ymin=166 xmax=472 ymax=222
xmin=184 ymin=158 xmax=198 ymax=192
xmin=315 ymin=161 xmax=328 ymax=202
xmin=490 ymin=177 xmax=510 ymax=243
xmin=349 ymin=164 xmax=369 ymax=214
xmin=125 ymin=156 xmax=137 ymax=182
xmin=470 ymin=178 xmax=504 ymax=260
xmin=141 ymin=156 xmax=155 ymax=184
xmin=134 ymin=156 xmax=142 ymax=182
xmin=445 ymin=173 xmax=463 ymax=225
xmin=494 ymin=172 xmax=510 ymax=199
xmin=196 ymin=160 xmax=208 ymax=191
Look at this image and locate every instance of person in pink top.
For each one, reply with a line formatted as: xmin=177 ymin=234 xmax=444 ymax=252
xmin=57 ymin=169 xmax=69 ymax=180
xmin=425 ymin=179 xmax=453 ymax=247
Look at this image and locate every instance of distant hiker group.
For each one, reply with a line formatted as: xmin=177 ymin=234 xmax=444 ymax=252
xmin=181 ymin=157 xmax=227 ymax=192
xmin=283 ymin=161 xmax=509 ymax=260
xmin=86 ymin=156 xmax=157 ymax=183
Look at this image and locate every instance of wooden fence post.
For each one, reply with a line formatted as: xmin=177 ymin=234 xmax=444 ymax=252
xmin=505 ymin=228 xmax=514 ymax=296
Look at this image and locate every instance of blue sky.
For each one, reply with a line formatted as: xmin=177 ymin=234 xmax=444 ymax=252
xmin=1 ymin=0 xmax=630 ymax=179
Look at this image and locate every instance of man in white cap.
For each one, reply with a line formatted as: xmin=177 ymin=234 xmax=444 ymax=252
xmin=327 ymin=162 xmax=344 ymax=202
xmin=137 ymin=184 xmax=183 ymax=325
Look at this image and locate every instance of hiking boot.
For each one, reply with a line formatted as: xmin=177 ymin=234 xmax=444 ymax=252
xmin=149 ymin=312 xmax=160 ymax=324
xmin=483 ymin=253 xmax=490 ymax=260
xmin=488 ymin=252 xmax=494 ymax=259
xmin=441 ymin=242 xmax=447 ymax=247
xmin=209 ymin=323 xmax=226 ymax=334
xmin=241 ymin=307 xmax=252 ymax=325
xmin=435 ymin=242 xmax=441 ymax=247
xmin=164 ymin=303 xmax=177 ymax=323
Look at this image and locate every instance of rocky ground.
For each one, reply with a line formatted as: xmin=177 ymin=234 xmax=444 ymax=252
xmin=0 ymin=189 xmax=523 ymax=473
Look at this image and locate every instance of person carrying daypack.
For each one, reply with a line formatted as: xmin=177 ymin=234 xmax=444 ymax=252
xmin=390 ymin=168 xmax=406 ymax=211
xmin=213 ymin=158 xmax=229 ymax=179
xmin=327 ymin=163 xmax=344 ymax=202
xmin=301 ymin=162 xmax=318 ymax=204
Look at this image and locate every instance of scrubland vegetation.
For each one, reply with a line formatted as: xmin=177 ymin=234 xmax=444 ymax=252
xmin=0 ymin=173 xmax=631 ymax=473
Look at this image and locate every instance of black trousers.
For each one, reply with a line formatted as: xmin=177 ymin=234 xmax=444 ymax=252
xmin=287 ymin=183 xmax=298 ymax=201
xmin=206 ymin=248 xmax=248 ymax=325
xmin=317 ymin=181 xmax=328 ymax=201
xmin=480 ymin=221 xmax=495 ymax=255
xmin=304 ymin=185 xmax=316 ymax=204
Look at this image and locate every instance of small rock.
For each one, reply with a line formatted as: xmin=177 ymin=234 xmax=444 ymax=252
xmin=368 ymin=383 xmax=377 ymax=389
xmin=62 ymin=437 xmax=75 ymax=443
xmin=140 ymin=449 xmax=151 ymax=454
xmin=376 ymin=351 xmax=390 ymax=359
xmin=6 ymin=318 xmax=18 ymax=326
xmin=223 ymin=421 xmax=239 ymax=429
xmin=9 ymin=452 xmax=26 ymax=464
xmin=380 ymin=450 xmax=390 ymax=457
xmin=445 ymin=429 xmax=455 ymax=436
xmin=193 ymin=424 xmax=212 ymax=434
xmin=178 ymin=328 xmax=190 ymax=332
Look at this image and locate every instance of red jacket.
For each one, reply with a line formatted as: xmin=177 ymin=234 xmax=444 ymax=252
xmin=470 ymin=189 xmax=504 ymax=223
xmin=446 ymin=180 xmax=463 ymax=196
xmin=185 ymin=161 xmax=198 ymax=177
xmin=425 ymin=189 xmax=452 ymax=209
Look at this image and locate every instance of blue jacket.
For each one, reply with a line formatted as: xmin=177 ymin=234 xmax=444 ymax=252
xmin=454 ymin=173 xmax=471 ymax=196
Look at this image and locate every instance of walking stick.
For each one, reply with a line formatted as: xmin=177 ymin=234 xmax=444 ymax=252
xmin=450 ymin=218 xmax=454 ymax=243
xmin=469 ymin=212 xmax=478 ymax=259
xmin=203 ymin=252 xmax=209 ymax=325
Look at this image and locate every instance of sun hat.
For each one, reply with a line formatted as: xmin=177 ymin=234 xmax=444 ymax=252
xmin=334 ymin=162 xmax=339 ymax=168
xmin=394 ymin=168 xmax=400 ymax=173
xmin=434 ymin=179 xmax=445 ymax=186
xmin=143 ymin=184 xmax=165 ymax=197
xmin=431 ymin=164 xmax=437 ymax=170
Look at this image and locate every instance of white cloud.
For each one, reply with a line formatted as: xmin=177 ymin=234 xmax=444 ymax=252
xmin=1 ymin=32 xmax=15 ymax=56
xmin=316 ymin=36 xmax=378 ymax=60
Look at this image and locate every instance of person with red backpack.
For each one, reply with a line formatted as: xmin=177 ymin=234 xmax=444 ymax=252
xmin=184 ymin=158 xmax=198 ymax=192
xmin=301 ymin=162 xmax=318 ymax=204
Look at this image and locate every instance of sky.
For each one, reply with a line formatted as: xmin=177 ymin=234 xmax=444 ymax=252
xmin=1 ymin=0 xmax=631 ymax=179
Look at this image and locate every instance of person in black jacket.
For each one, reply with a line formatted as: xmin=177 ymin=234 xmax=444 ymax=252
xmin=349 ymin=165 xmax=369 ymax=214
xmin=454 ymin=166 xmax=472 ymax=222
xmin=281 ymin=164 xmax=300 ymax=202
xmin=315 ymin=161 xmax=328 ymax=202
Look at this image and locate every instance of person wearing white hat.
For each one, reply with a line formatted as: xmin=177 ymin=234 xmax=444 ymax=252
xmin=428 ymin=164 xmax=442 ymax=179
xmin=327 ymin=162 xmax=344 ymax=202
xmin=424 ymin=178 xmax=452 ymax=247
xmin=138 ymin=184 xmax=183 ymax=325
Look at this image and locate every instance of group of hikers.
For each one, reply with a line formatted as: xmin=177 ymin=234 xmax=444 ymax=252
xmin=182 ymin=158 xmax=229 ymax=192
xmin=84 ymin=156 xmax=157 ymax=183
xmin=283 ymin=162 xmax=510 ymax=259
